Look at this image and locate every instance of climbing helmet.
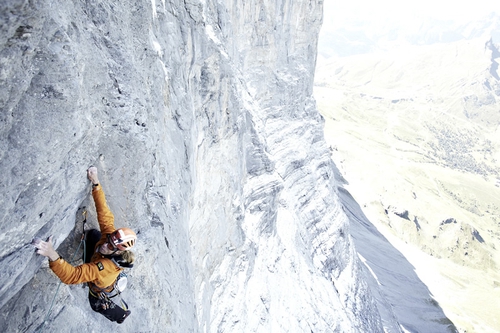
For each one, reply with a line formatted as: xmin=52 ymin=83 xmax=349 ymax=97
xmin=109 ymin=227 xmax=137 ymax=251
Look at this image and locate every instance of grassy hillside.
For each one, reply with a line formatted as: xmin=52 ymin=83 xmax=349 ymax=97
xmin=315 ymin=38 xmax=500 ymax=333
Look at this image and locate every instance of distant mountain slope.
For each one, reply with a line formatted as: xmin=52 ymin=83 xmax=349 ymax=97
xmin=315 ymin=37 xmax=500 ymax=333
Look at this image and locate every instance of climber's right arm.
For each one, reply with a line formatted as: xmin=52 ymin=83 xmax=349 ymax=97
xmin=91 ymin=185 xmax=116 ymax=235
xmin=87 ymin=166 xmax=115 ymax=235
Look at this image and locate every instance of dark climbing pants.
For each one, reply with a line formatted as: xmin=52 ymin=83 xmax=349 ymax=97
xmin=88 ymin=291 xmax=129 ymax=323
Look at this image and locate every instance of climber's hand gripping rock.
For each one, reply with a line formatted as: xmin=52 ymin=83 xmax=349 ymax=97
xmin=33 ymin=236 xmax=60 ymax=261
xmin=87 ymin=166 xmax=99 ymax=187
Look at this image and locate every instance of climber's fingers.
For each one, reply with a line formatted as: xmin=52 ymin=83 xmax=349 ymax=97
xmin=33 ymin=235 xmax=55 ymax=257
xmin=87 ymin=166 xmax=99 ymax=184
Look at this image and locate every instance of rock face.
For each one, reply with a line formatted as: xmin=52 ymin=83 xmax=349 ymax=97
xmin=0 ymin=1 xmax=386 ymax=332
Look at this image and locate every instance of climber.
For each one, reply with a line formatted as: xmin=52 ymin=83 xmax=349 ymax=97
xmin=34 ymin=166 xmax=137 ymax=324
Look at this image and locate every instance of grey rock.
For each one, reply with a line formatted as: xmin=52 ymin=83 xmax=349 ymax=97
xmin=1 ymin=1 xmax=387 ymax=332
xmin=441 ymin=217 xmax=458 ymax=225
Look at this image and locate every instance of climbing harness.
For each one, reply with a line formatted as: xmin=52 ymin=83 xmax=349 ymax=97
xmin=88 ymin=270 xmax=129 ymax=312
xmin=88 ymin=271 xmax=128 ymax=297
xmin=37 ymin=210 xmax=87 ymax=333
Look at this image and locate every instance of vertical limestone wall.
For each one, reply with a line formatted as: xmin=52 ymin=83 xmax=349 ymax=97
xmin=0 ymin=0 xmax=384 ymax=332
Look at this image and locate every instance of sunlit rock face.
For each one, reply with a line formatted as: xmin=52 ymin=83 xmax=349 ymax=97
xmin=1 ymin=0 xmax=384 ymax=332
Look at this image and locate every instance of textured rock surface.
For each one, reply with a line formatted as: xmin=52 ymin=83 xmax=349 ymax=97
xmin=1 ymin=1 xmax=386 ymax=332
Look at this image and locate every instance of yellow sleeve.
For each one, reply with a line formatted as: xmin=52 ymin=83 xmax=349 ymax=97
xmin=49 ymin=259 xmax=100 ymax=285
xmin=49 ymin=258 xmax=121 ymax=289
xmin=92 ymin=185 xmax=116 ymax=235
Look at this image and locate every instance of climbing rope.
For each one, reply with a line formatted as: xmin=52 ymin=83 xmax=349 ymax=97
xmin=37 ymin=210 xmax=87 ymax=333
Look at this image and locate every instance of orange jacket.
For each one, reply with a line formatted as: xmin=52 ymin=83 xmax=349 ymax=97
xmin=49 ymin=185 xmax=122 ymax=292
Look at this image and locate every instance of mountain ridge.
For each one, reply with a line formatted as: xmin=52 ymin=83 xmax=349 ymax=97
xmin=315 ymin=31 xmax=500 ymax=333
